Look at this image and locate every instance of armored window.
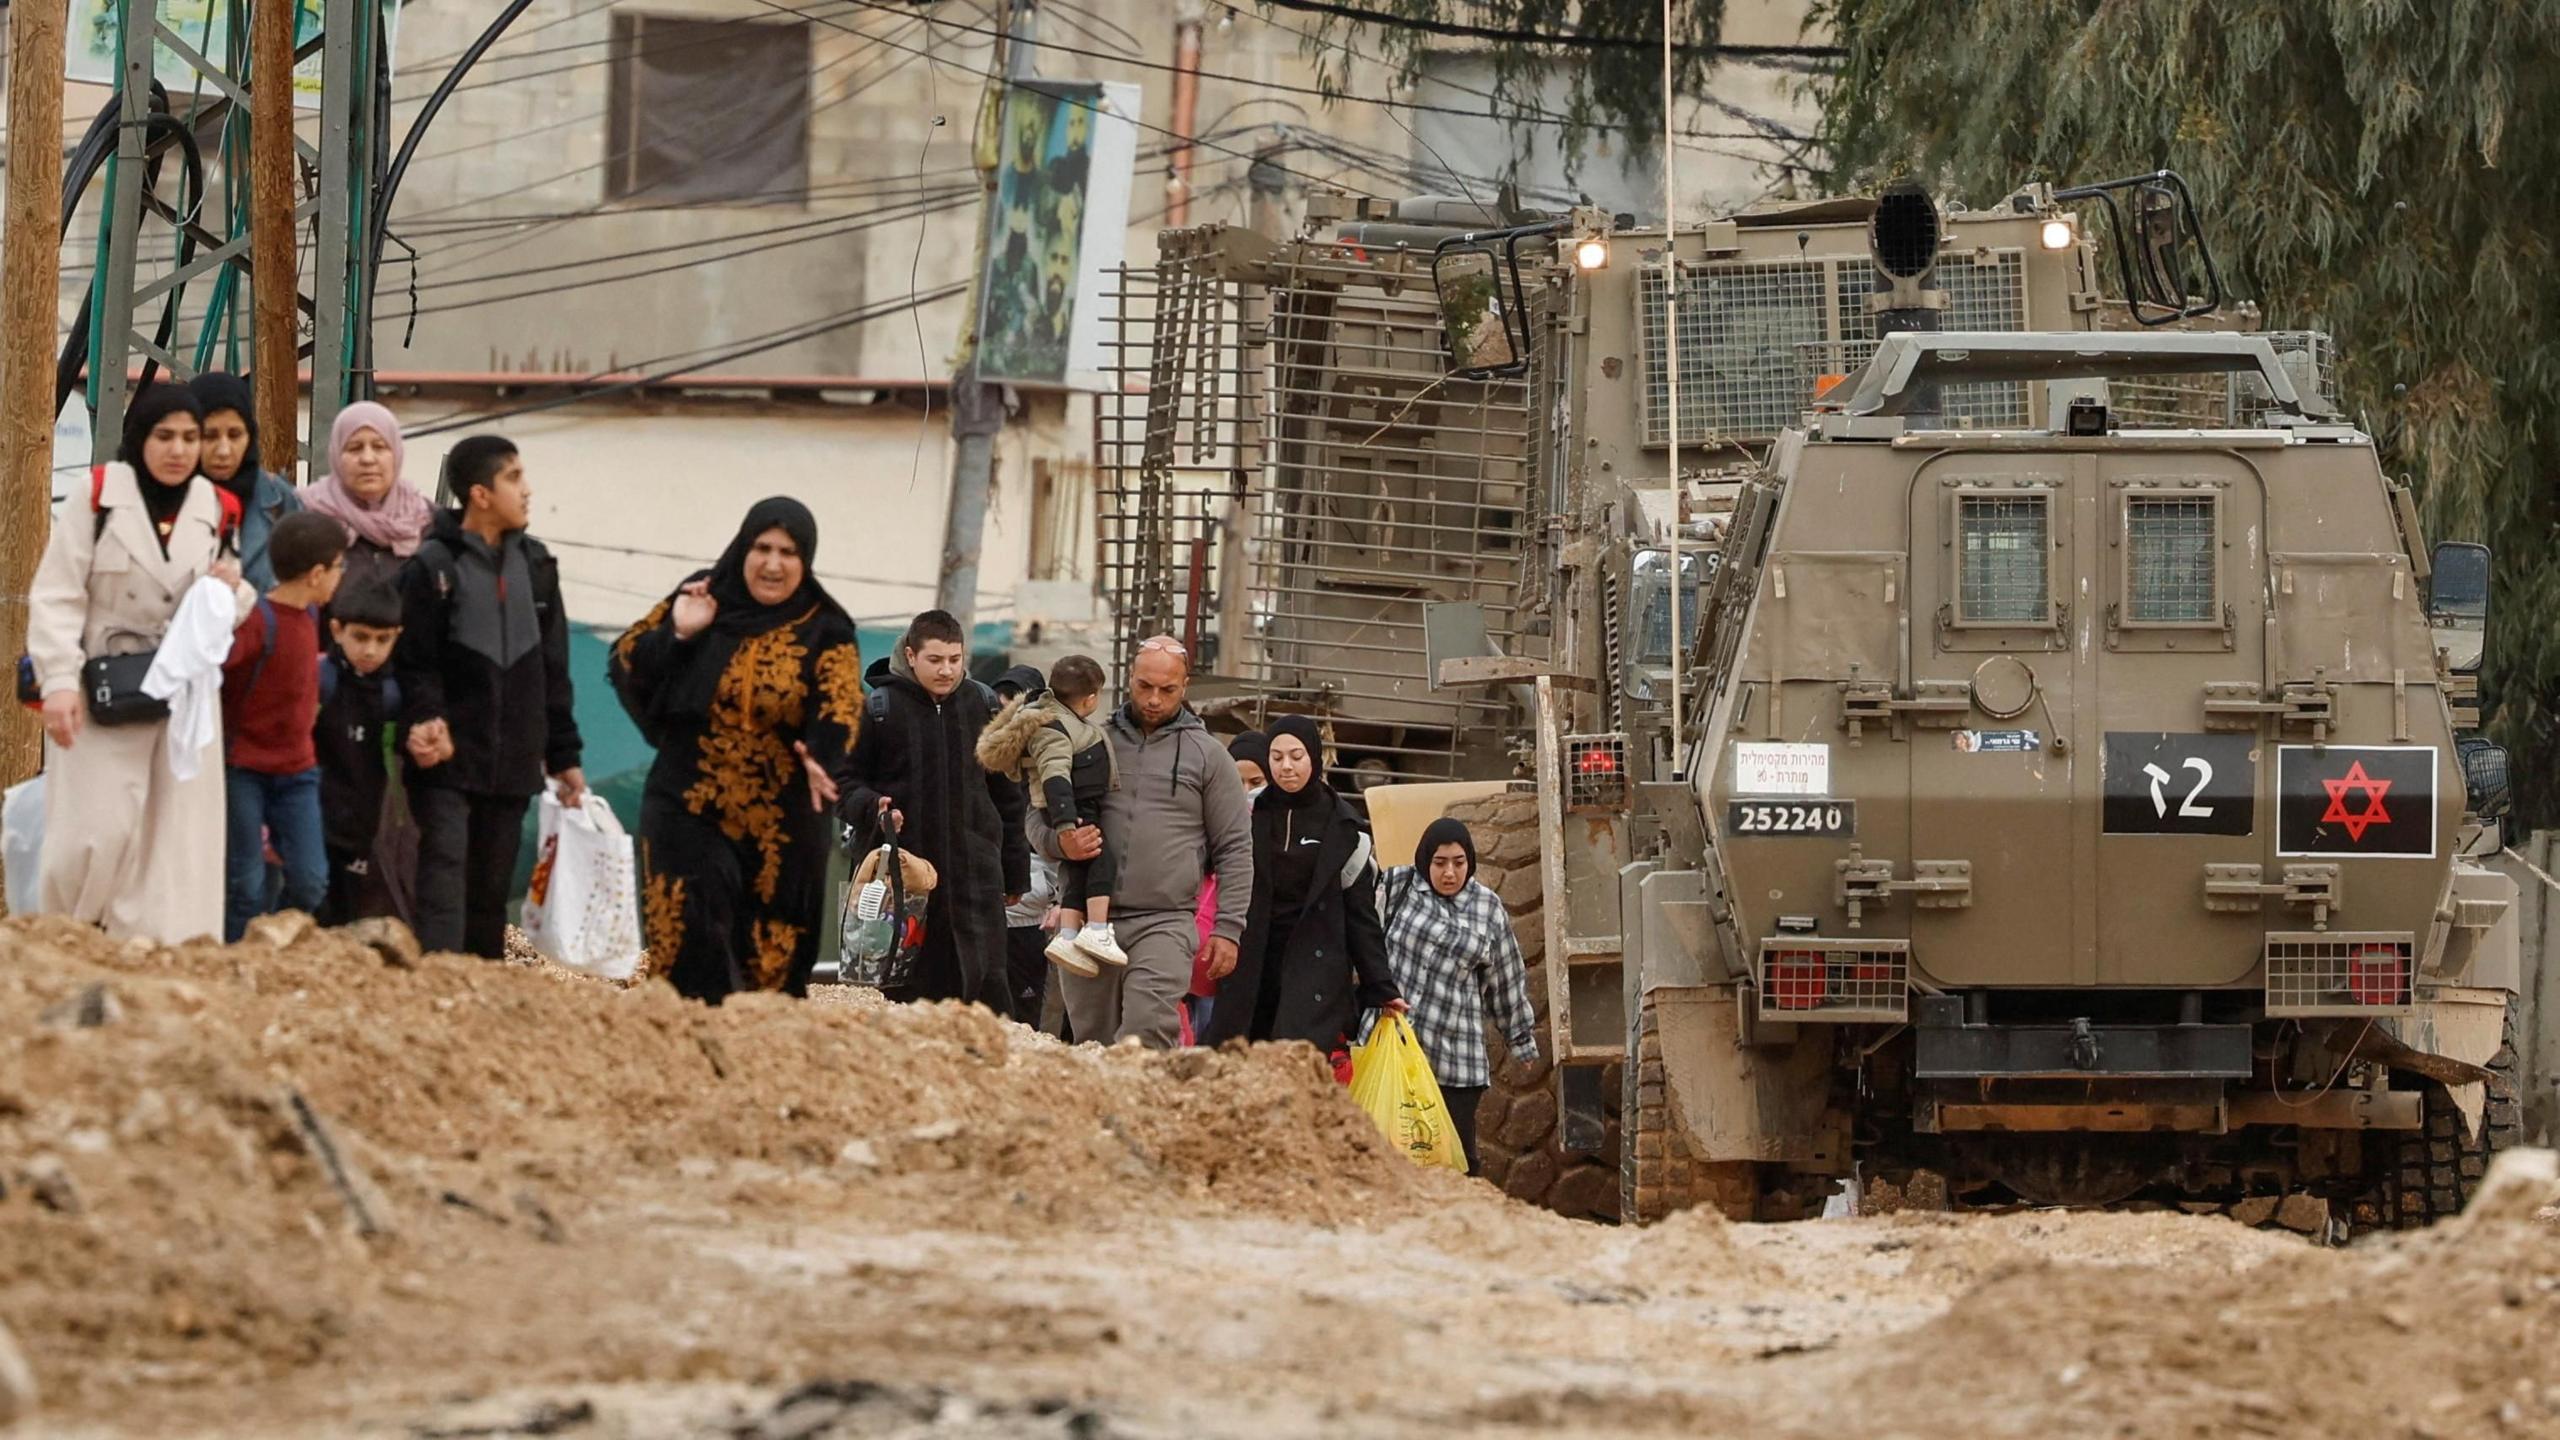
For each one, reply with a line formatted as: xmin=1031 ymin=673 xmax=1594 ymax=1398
xmin=2126 ymin=494 xmax=2219 ymax=623
xmin=1956 ymin=494 xmax=2050 ymax=624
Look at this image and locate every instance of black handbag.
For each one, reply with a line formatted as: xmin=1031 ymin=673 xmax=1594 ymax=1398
xmin=81 ymin=652 xmax=169 ymax=726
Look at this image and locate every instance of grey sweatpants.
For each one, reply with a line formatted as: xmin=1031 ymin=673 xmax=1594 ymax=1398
xmin=1060 ymin=907 xmax=1195 ymax=1049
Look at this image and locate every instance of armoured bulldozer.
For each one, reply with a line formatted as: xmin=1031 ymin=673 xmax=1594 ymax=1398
xmin=1424 ymin=176 xmax=2520 ymax=1225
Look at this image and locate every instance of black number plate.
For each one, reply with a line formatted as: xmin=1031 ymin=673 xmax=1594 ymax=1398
xmin=1726 ymin=799 xmax=1856 ymax=837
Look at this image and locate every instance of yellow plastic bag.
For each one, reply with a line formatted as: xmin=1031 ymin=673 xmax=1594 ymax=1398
xmin=1348 ymin=1014 xmax=1469 ymax=1171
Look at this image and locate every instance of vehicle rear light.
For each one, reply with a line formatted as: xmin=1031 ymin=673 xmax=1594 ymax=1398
xmin=1765 ymin=952 xmax=1827 ymax=1010
xmin=2347 ymin=945 xmax=2408 ymax=1006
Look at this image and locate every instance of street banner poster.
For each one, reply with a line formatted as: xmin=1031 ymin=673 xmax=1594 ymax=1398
xmin=974 ymin=80 xmax=1140 ymax=391
xmin=68 ymin=0 xmax=403 ymax=110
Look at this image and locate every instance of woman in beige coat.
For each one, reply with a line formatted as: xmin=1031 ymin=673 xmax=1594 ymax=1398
xmin=28 ymin=385 xmax=253 ymax=944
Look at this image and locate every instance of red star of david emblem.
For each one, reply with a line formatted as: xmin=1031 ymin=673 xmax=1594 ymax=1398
xmin=2320 ymin=761 xmax=2394 ymax=842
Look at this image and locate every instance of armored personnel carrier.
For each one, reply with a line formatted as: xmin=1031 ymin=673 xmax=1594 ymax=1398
xmin=1426 ymin=180 xmax=2520 ymax=1225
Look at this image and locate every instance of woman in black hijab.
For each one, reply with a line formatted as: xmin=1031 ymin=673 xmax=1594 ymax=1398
xmin=1205 ymin=715 xmax=1403 ymax=1054
xmin=609 ymin=498 xmax=866 ymax=1001
xmin=185 ymin=371 xmax=303 ymax=590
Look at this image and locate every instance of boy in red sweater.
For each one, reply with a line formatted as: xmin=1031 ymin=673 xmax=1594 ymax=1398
xmin=222 ymin=512 xmax=348 ymax=941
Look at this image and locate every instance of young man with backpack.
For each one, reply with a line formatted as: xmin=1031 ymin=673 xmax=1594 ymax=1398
xmin=816 ymin=610 xmax=1027 ymax=1004
xmin=393 ymin=435 xmax=583 ymax=959
xmin=219 ymin=512 xmax=348 ymax=941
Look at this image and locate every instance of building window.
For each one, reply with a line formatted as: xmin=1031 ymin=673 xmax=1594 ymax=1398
xmin=1957 ymin=493 xmax=2049 ymax=624
xmin=606 ymin=14 xmax=810 ymax=206
xmin=2126 ymin=493 xmax=2219 ymax=623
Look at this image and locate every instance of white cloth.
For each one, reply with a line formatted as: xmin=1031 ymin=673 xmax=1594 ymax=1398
xmin=140 ymin=576 xmax=240 ymax=783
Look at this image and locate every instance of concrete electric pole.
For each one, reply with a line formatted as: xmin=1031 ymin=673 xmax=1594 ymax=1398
xmin=0 ymin=0 xmax=68 ymax=790
xmin=250 ymin=0 xmax=300 ymax=477
xmin=934 ymin=0 xmax=1038 ymax=634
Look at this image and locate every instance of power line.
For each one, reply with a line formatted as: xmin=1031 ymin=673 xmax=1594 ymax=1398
xmin=390 ymin=2 xmax=864 ymax=106
xmin=753 ymin=0 xmax=1386 ymax=200
xmin=1253 ymin=0 xmax=1845 ymax=60
xmin=1208 ymin=0 xmax=1813 ymax=146
xmin=404 ymin=190 xmax=984 ymax=318
xmin=833 ymin=0 xmax=1799 ymax=143
xmin=403 ymin=279 xmax=975 ymax=438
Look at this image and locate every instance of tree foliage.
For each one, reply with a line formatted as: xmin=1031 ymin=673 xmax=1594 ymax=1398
xmin=1288 ymin=0 xmax=1733 ymax=165
xmin=1815 ymin=0 xmax=2560 ymax=823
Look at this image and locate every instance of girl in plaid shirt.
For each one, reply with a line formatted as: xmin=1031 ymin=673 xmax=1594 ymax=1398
xmin=1378 ymin=817 xmax=1540 ymax=1175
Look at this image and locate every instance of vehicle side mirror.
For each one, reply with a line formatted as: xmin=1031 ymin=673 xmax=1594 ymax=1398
xmin=1432 ymin=245 xmax=1526 ymax=378
xmin=2427 ymin=540 xmax=2490 ymax=674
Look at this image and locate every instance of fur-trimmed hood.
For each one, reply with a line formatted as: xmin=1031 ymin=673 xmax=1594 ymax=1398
xmin=974 ymin=692 xmax=1110 ymax=789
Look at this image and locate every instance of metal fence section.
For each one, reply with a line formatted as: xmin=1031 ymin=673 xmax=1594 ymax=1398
xmin=2110 ymin=330 xmax=2340 ymax=427
xmin=1099 ymin=229 xmax=1547 ymax=786
xmin=1095 ymin=230 xmax=1260 ymax=680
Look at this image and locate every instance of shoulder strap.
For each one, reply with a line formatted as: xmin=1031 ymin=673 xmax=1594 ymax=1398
xmin=318 ymin=653 xmax=339 ymax=708
xmin=867 ymin=688 xmax=890 ymax=725
xmin=89 ymin=466 xmax=108 ymax=542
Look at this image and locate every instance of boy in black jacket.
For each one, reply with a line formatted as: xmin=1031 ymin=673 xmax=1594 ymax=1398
xmin=394 ymin=435 xmax=584 ymax=958
xmin=314 ymin=574 xmax=404 ymax=925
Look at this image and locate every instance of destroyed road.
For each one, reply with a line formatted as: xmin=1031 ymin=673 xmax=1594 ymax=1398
xmin=3 ymin=916 xmax=2557 ymax=1439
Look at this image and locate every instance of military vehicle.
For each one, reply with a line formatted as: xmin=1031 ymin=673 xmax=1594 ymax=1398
xmin=1425 ymin=175 xmax=2521 ymax=1225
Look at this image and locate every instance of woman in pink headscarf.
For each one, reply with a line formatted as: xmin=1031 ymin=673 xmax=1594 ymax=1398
xmin=301 ymin=401 xmax=434 ymax=600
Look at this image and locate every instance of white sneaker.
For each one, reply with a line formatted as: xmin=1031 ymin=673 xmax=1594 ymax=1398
xmin=1076 ymin=922 xmax=1131 ymax=968
xmin=1045 ymin=928 xmax=1099 ymax=978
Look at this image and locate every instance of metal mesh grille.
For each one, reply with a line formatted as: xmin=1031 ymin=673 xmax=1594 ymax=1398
xmin=2266 ymin=933 xmax=2415 ymax=1016
xmin=1957 ymin=494 xmax=2049 ymax=623
xmin=2126 ymin=495 xmax=2217 ymax=622
xmin=1564 ymin=734 xmax=1630 ymax=810
xmin=2111 ymin=331 xmax=2341 ymax=427
xmin=1838 ymin=251 xmax=2032 ymax=426
xmin=1758 ymin=939 xmax=1909 ymax=1022
xmin=1641 ymin=260 xmax=1829 ymax=443
xmin=1096 ymin=232 xmax=1256 ymax=681
xmin=1100 ymin=229 xmax=1543 ymax=789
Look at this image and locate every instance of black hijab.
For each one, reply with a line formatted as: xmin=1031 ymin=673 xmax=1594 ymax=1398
xmin=1228 ymin=731 xmax=1271 ymax=777
xmin=185 ymin=371 xmax=263 ymax=500
xmin=1263 ymin=715 xmax=1331 ymax=812
xmin=664 ymin=498 xmax=849 ymax=715
xmin=118 ymin=383 xmax=205 ymax=550
xmin=707 ymin=497 xmax=841 ymax=633
xmin=1414 ymin=817 xmax=1477 ymax=889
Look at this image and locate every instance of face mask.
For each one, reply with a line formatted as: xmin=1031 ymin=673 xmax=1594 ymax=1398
xmin=1243 ymin=784 xmax=1266 ymax=802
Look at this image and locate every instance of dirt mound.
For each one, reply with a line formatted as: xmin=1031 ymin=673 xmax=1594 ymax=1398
xmin=1798 ymin=1217 xmax=2560 ymax=1439
xmin=0 ymin=914 xmax=1445 ymax=1420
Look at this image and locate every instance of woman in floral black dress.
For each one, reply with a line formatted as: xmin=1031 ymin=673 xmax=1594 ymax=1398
xmin=610 ymin=498 xmax=864 ymax=1001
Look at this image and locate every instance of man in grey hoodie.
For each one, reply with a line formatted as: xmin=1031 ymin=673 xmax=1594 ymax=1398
xmin=1037 ymin=635 xmax=1252 ymax=1047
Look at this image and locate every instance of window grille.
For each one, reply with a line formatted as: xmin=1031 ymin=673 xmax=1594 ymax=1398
xmin=2126 ymin=495 xmax=2217 ymax=622
xmin=1957 ymin=494 xmax=2049 ymax=624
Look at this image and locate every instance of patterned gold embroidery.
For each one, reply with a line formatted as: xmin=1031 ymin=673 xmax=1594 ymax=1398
xmin=816 ymin=642 xmax=865 ymax=734
xmin=642 ymin=868 xmax=687 ymax=982
xmin=681 ymin=625 xmax=811 ymax=904
xmin=614 ymin=597 xmax=672 ymax=668
xmin=748 ymin=916 xmax=802 ymax=991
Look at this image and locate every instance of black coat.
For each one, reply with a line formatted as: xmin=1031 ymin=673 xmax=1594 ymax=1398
xmin=1206 ymin=787 xmax=1399 ymax=1053
xmin=392 ymin=511 xmax=581 ymax=797
xmin=831 ymin=655 xmax=1030 ymax=1004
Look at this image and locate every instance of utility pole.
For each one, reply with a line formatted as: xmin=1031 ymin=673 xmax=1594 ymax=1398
xmin=250 ymin=0 xmax=299 ymax=476
xmin=0 ymin=0 xmax=68 ymax=792
xmin=935 ymin=0 xmax=1037 ymax=633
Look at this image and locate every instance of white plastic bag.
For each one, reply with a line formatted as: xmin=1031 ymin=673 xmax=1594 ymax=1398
xmin=3 ymin=773 xmax=44 ymax=916
xmin=520 ymin=786 xmax=641 ymax=980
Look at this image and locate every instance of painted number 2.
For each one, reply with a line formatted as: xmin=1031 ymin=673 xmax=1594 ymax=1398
xmin=2142 ymin=758 xmax=2215 ymax=820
